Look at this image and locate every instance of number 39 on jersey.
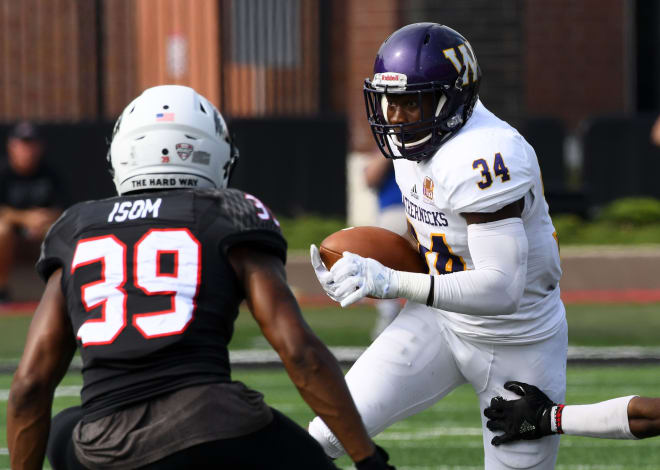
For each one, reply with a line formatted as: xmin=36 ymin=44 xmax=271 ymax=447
xmin=72 ymin=229 xmax=201 ymax=346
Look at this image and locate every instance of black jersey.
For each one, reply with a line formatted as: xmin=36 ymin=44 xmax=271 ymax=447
xmin=37 ymin=188 xmax=286 ymax=422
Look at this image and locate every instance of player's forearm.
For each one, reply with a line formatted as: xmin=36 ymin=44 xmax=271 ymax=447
xmin=551 ymin=396 xmax=639 ymax=439
xmin=245 ymin=263 xmax=376 ymax=462
xmin=281 ymin=337 xmax=375 ymax=462
xmin=7 ymin=419 xmax=49 ymax=470
xmin=7 ymin=385 xmax=52 ymax=470
xmin=627 ymin=397 xmax=660 ymax=438
xmin=395 ymin=218 xmax=528 ymax=315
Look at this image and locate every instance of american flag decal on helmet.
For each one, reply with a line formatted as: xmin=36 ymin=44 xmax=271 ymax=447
xmin=156 ymin=112 xmax=175 ymax=122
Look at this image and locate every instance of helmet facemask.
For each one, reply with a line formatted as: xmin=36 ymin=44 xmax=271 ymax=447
xmin=380 ymin=92 xmax=446 ymax=148
xmin=364 ymin=74 xmax=475 ymax=162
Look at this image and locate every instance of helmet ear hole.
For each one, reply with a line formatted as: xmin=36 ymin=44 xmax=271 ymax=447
xmin=199 ymin=103 xmax=207 ymax=114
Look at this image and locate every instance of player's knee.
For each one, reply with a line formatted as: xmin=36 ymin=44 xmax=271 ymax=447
xmin=489 ymin=435 xmax=559 ymax=469
xmin=308 ymin=417 xmax=345 ymax=459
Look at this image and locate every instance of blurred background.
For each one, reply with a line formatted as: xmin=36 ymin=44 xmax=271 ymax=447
xmin=1 ymin=0 xmax=660 ymax=302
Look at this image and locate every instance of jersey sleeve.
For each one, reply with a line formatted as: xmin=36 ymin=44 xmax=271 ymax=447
xmin=214 ymin=189 xmax=287 ymax=264
xmin=36 ymin=206 xmax=78 ymax=282
xmin=440 ymin=133 xmax=537 ymax=213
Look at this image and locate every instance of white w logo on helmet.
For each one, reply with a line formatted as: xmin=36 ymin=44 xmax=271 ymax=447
xmin=442 ymin=42 xmax=479 ymax=86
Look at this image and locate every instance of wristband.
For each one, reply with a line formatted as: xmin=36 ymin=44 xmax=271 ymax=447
xmin=395 ymin=271 xmax=432 ymax=304
xmin=426 ymin=275 xmax=435 ymax=306
xmin=551 ymin=404 xmax=565 ymax=434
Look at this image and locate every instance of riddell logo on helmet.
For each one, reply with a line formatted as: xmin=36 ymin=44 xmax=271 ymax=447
xmin=374 ymin=73 xmax=407 ymax=88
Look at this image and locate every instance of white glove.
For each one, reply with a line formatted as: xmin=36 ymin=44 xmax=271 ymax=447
xmin=330 ymin=252 xmax=399 ymax=307
xmin=310 ymin=244 xmax=340 ymax=302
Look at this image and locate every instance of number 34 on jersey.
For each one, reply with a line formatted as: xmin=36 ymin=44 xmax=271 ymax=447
xmin=415 ymin=152 xmax=512 ymax=275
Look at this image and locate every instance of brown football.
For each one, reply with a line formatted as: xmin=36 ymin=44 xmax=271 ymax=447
xmin=319 ymin=226 xmax=427 ymax=273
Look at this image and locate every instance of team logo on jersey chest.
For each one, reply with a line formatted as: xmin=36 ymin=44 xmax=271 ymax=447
xmin=423 ymin=177 xmax=434 ymax=201
xmin=176 ymin=143 xmax=194 ymax=160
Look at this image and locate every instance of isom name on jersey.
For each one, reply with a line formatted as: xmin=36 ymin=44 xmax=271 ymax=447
xmin=403 ymin=195 xmax=448 ymax=227
xmin=108 ymin=198 xmax=162 ymax=223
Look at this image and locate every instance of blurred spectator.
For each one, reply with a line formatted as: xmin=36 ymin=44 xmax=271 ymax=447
xmin=651 ymin=114 xmax=660 ymax=147
xmin=0 ymin=122 xmax=64 ymax=303
xmin=364 ymin=153 xmax=407 ymax=339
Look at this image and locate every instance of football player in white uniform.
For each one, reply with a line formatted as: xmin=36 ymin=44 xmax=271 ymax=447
xmin=309 ymin=23 xmax=567 ymax=469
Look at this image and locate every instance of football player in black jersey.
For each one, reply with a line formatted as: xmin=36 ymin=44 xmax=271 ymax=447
xmin=7 ymin=85 xmax=394 ymax=470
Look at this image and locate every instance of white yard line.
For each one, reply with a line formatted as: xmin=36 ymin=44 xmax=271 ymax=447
xmin=340 ymin=466 xmax=660 ymax=470
xmin=0 ymin=385 xmax=81 ymax=401
xmin=1 ymin=346 xmax=660 ymax=374
xmin=379 ymin=427 xmax=483 ymax=439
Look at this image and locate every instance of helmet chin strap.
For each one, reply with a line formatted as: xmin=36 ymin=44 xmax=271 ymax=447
xmin=381 ymin=94 xmax=447 ymax=148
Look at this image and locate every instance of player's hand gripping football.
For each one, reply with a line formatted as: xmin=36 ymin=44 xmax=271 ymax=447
xmin=330 ymin=252 xmax=399 ymax=307
xmin=484 ymin=381 xmax=556 ymax=445
xmin=310 ymin=244 xmax=341 ymax=302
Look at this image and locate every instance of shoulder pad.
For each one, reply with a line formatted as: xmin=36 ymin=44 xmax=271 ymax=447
xmin=199 ymin=189 xmax=287 ymax=263
xmin=36 ymin=204 xmax=82 ymax=282
xmin=434 ymin=130 xmax=537 ymax=213
xmin=204 ymin=188 xmax=282 ymax=234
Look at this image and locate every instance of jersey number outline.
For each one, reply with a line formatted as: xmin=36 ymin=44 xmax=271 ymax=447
xmin=245 ymin=194 xmax=280 ymax=226
xmin=472 ymin=153 xmax=511 ymax=189
xmin=71 ymin=229 xmax=201 ymax=347
xmin=410 ymin=224 xmax=466 ymax=275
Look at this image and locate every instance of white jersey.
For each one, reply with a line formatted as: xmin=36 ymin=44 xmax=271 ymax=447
xmin=393 ymin=100 xmax=565 ymax=343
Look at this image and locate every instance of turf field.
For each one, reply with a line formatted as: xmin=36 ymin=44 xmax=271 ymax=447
xmin=1 ymin=303 xmax=660 ymax=468
xmin=4 ymin=302 xmax=660 ymax=354
xmin=0 ymin=367 xmax=659 ymax=469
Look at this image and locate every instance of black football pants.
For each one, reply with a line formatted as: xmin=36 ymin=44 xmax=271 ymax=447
xmin=48 ymin=406 xmax=340 ymax=469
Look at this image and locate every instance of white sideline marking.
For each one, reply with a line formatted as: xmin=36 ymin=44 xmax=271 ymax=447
xmin=229 ymin=346 xmax=660 ymax=364
xmin=341 ymin=467 xmax=483 ymax=470
xmin=341 ymin=466 xmax=660 ymax=470
xmin=229 ymin=346 xmax=368 ymax=364
xmin=2 ymin=345 xmax=660 ymax=373
xmin=556 ymin=467 xmax=658 ymax=470
xmin=0 ymin=385 xmax=81 ymax=401
xmin=379 ymin=427 xmax=482 ymax=439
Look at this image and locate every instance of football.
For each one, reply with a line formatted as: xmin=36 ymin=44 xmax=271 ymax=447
xmin=319 ymin=226 xmax=427 ymax=273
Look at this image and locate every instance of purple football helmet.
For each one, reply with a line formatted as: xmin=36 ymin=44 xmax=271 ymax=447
xmin=364 ymin=23 xmax=481 ymax=161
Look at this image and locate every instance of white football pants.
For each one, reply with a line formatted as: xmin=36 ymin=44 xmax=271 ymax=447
xmin=309 ymin=301 xmax=567 ymax=469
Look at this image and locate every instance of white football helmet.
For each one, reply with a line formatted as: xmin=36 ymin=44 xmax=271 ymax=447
xmin=108 ymin=85 xmax=238 ymax=195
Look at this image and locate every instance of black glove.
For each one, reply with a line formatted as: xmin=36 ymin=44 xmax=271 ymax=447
xmin=355 ymin=445 xmax=396 ymax=470
xmin=483 ymin=380 xmax=557 ymax=446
